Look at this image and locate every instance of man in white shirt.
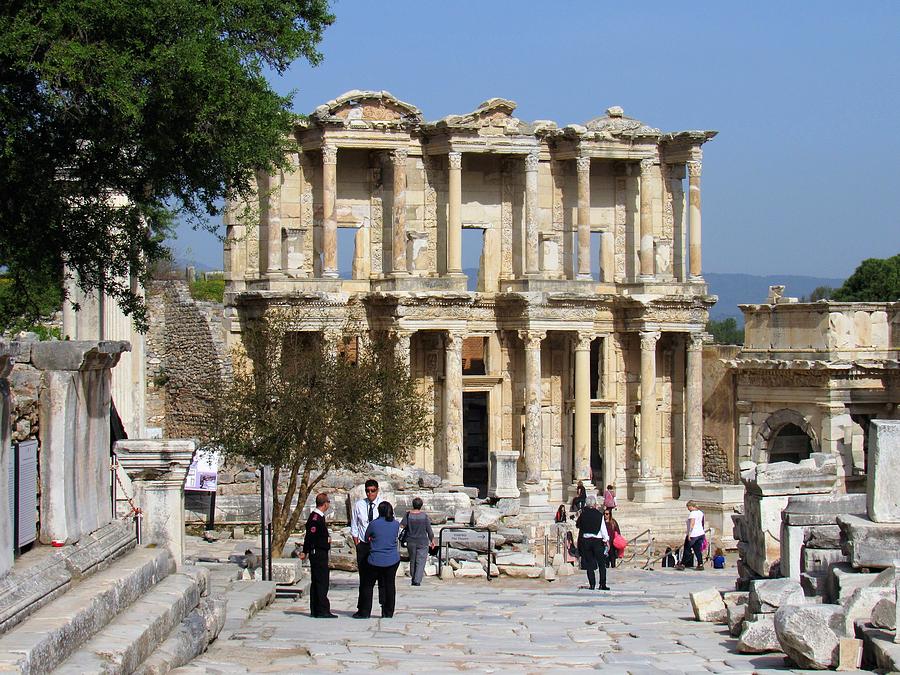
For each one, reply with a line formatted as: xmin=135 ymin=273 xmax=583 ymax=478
xmin=351 ymin=479 xmax=384 ymax=617
xmin=676 ymin=500 xmax=706 ymax=571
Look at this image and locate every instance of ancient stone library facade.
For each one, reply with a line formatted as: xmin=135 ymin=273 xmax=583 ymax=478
xmin=224 ymin=90 xmax=717 ymax=505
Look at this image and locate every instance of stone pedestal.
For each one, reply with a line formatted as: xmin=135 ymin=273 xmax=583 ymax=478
xmin=632 ymin=478 xmax=666 ymax=503
xmin=867 ymin=420 xmax=900 ymax=523
xmin=116 ymin=439 xmax=197 ymax=569
xmin=0 ymin=342 xmax=14 ymax=578
xmin=33 ymin=340 xmax=129 ymax=545
xmin=489 ymin=451 xmax=519 ymax=498
xmin=519 ymin=483 xmax=551 ymax=517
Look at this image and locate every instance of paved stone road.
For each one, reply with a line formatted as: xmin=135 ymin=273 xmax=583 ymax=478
xmin=178 ymin=566 xmax=809 ymax=674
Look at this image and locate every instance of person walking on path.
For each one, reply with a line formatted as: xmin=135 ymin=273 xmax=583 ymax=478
xmin=676 ymin=500 xmax=706 ymax=571
xmin=299 ymin=492 xmax=336 ymax=618
xmin=355 ymin=501 xmax=401 ymax=618
xmin=351 ymin=479 xmax=384 ymax=615
xmin=603 ymin=484 xmax=618 ymax=511
xmin=604 ymin=508 xmax=621 ymax=568
xmin=576 ymin=494 xmax=609 ymax=591
xmin=400 ymin=497 xmax=435 ymax=587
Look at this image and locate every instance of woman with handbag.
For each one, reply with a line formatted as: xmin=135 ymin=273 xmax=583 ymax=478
xmin=675 ymin=500 xmax=706 ymax=571
xmin=400 ymin=497 xmax=435 ymax=587
xmin=575 ymin=494 xmax=609 ymax=591
xmin=604 ymin=509 xmax=625 ymax=568
xmin=356 ymin=501 xmax=401 ymax=618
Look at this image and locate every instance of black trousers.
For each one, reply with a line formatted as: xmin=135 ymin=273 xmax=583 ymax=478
xmin=355 ymin=543 xmax=384 ymax=613
xmin=308 ymin=550 xmax=331 ymax=616
xmin=358 ymin=561 xmax=400 ymax=618
xmin=581 ymin=538 xmax=608 ymax=589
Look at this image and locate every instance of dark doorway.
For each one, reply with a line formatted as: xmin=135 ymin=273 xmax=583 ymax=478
xmin=769 ymin=423 xmax=813 ymax=463
xmin=463 ymin=392 xmax=489 ymax=498
xmin=590 ymin=413 xmax=604 ymax=486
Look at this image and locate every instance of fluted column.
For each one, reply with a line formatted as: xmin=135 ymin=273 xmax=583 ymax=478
xmin=443 ymin=331 xmax=464 ymax=485
xmin=684 ymin=332 xmax=704 ymax=481
xmin=519 ymin=330 xmax=545 ymax=483
xmin=638 ymin=330 xmax=659 ymax=479
xmin=639 ymin=158 xmax=655 ymax=280
xmin=447 ymin=151 xmax=463 ymax=275
xmin=266 ymin=170 xmax=282 ymax=276
xmin=576 ymin=156 xmax=592 ymax=280
xmin=321 ymin=144 xmax=338 ymax=278
xmin=524 ymin=150 xmax=540 ymax=276
xmin=573 ymin=332 xmax=593 ymax=484
xmin=391 ymin=148 xmax=408 ymax=275
xmin=688 ymin=159 xmax=703 ymax=279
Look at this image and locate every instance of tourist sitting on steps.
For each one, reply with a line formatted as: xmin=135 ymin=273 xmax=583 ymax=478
xmin=661 ymin=546 xmax=677 ymax=568
xmin=554 ymin=504 xmax=568 ymax=524
xmin=571 ymin=481 xmax=587 ymax=514
xmin=675 ymin=500 xmax=706 ymax=571
xmin=575 ymin=494 xmax=610 ymax=591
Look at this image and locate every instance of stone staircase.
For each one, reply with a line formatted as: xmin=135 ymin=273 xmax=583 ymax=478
xmin=605 ymin=500 xmax=691 ymax=550
xmin=0 ymin=525 xmax=246 ymax=674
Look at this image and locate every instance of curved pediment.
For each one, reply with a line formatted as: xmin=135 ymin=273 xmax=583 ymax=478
xmin=583 ymin=106 xmax=661 ymax=137
xmin=310 ymin=90 xmax=423 ymax=126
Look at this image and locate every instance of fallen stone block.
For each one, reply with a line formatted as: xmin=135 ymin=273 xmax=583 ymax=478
xmin=494 ymin=498 xmax=520 ymax=517
xmin=439 ymin=565 xmax=454 ymax=581
xmin=454 ymin=561 xmax=487 ymax=578
xmin=867 ymin=420 xmax=900 ymax=523
xmin=837 ymin=514 xmax=900 ymax=569
xmin=270 ymin=559 xmax=303 ymax=585
xmin=541 ymin=566 xmax=556 ymax=581
xmin=728 ymin=603 xmax=748 ymax=637
xmin=423 ymin=563 xmax=437 ymax=577
xmin=859 ymin=625 xmax=900 ymax=672
xmin=497 ymin=527 xmax=526 ymax=544
xmin=556 ymin=563 xmax=574 ymax=577
xmin=749 ymin=577 xmax=805 ymax=614
xmin=690 ymin=588 xmax=727 ymax=623
xmin=802 ymin=547 xmax=847 ymax=575
xmin=842 ymin=586 xmax=894 ymax=635
xmin=827 ymin=563 xmax=878 ymax=604
xmin=494 ymin=551 xmax=536 ymax=567
xmin=737 ymin=613 xmax=781 ymax=653
xmin=804 ymin=525 xmax=842 ymax=549
xmin=871 ymin=598 xmax=896 ymax=630
xmin=498 ymin=565 xmax=542 ymax=578
xmin=774 ymin=603 xmax=846 ymax=670
xmin=328 ymin=551 xmax=357 ymax=572
xmin=836 ymin=637 xmax=862 ymax=672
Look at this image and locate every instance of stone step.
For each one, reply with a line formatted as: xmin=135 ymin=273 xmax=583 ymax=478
xmin=54 ymin=566 xmax=209 ymax=674
xmin=217 ymin=580 xmax=277 ymax=641
xmin=0 ymin=547 xmax=174 ymax=674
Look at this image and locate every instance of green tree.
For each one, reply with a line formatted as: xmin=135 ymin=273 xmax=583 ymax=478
xmin=706 ymin=317 xmax=744 ymax=345
xmin=0 ymin=0 xmax=333 ymax=329
xmin=206 ymin=312 xmax=432 ymax=555
xmin=832 ymin=254 xmax=900 ymax=302
xmin=801 ymin=285 xmax=836 ymax=302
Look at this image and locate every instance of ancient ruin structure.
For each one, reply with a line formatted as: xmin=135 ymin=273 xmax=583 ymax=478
xmin=224 ymin=90 xmax=717 ymax=509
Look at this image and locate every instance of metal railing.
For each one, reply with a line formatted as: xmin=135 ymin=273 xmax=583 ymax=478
xmin=621 ymin=528 xmax=656 ymax=569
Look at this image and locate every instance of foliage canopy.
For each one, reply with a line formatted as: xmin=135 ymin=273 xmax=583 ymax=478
xmin=706 ymin=317 xmax=744 ymax=345
xmin=206 ymin=312 xmax=432 ymax=553
xmin=832 ymin=254 xmax=900 ymax=302
xmin=0 ymin=0 xmax=333 ymax=329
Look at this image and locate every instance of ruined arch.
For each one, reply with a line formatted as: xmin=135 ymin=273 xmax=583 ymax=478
xmin=752 ymin=408 xmax=819 ymax=464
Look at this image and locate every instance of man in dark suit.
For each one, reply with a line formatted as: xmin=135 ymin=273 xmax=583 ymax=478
xmin=300 ymin=492 xmax=336 ymax=618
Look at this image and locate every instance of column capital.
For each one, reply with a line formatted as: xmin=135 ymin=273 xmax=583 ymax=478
xmin=445 ymin=330 xmax=465 ymax=350
xmin=574 ymin=331 xmax=594 ymax=351
xmin=576 ymin=156 xmax=591 ymax=173
xmin=323 ymin=328 xmax=343 ymax=345
xmin=518 ymin=329 xmax=546 ymax=349
xmin=639 ymin=330 xmax=660 ymax=352
xmin=391 ymin=147 xmax=409 ymax=165
xmin=687 ymin=160 xmax=702 ymax=178
xmin=322 ymin=143 xmax=338 ymax=165
xmin=687 ymin=332 xmax=704 ymax=351
xmin=640 ymin=157 xmax=657 ymax=174
xmin=524 ymin=149 xmax=540 ymax=172
xmin=448 ymin=151 xmax=462 ymax=170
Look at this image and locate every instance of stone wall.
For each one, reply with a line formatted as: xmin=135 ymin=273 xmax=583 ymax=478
xmin=145 ymin=281 xmax=229 ymax=438
xmin=702 ymin=344 xmax=739 ymax=475
xmin=703 ymin=435 xmax=733 ymax=484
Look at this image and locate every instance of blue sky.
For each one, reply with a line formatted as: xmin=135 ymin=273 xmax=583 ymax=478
xmin=172 ymin=1 xmax=900 ymax=278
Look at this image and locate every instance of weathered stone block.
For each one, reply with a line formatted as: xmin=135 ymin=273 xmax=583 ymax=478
xmin=749 ymin=578 xmax=804 ymax=614
xmin=804 ymin=525 xmax=842 ymax=549
xmin=494 ymin=551 xmax=536 ymax=567
xmin=690 ymin=588 xmax=727 ymax=623
xmin=827 ymin=563 xmax=878 ymax=604
xmin=842 ymin=586 xmax=893 ymax=635
xmin=867 ymin=420 xmax=900 ymax=523
xmin=837 ymin=514 xmax=900 ymax=569
xmin=774 ymin=603 xmax=847 ymax=670
xmin=737 ymin=613 xmax=780 ymax=653
xmin=802 ymin=547 xmax=847 ymax=575
xmin=871 ymin=598 xmax=896 ymax=630
xmin=728 ymin=603 xmax=749 ymax=637
xmin=836 ymin=637 xmax=862 ymax=671
xmin=270 ymin=559 xmax=303 ymax=585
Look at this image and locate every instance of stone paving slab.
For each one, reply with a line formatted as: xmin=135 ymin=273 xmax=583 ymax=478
xmin=178 ymin=567 xmax=826 ymax=673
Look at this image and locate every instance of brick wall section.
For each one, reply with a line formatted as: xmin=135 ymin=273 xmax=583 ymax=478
xmin=702 ymin=435 xmax=735 ymax=484
xmin=145 ymin=281 xmax=230 ymax=438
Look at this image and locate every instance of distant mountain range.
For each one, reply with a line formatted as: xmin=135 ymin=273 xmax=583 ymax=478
xmin=704 ymin=272 xmax=844 ymax=320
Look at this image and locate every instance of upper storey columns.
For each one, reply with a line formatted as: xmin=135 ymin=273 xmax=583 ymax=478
xmin=639 ymin=158 xmax=655 ymax=281
xmin=688 ymin=160 xmax=703 ymax=279
xmin=576 ymin=157 xmax=592 ymax=280
xmin=524 ymin=150 xmax=540 ymax=276
xmin=391 ymin=148 xmax=409 ymax=276
xmin=447 ymin=152 xmax=463 ymax=275
xmin=321 ymin=144 xmax=339 ymax=279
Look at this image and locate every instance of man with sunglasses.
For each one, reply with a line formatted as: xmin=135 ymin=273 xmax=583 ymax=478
xmin=351 ymin=479 xmax=384 ymax=618
xmin=299 ymin=492 xmax=336 ymax=618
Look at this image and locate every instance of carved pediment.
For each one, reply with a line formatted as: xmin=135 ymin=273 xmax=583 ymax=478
xmin=583 ymin=106 xmax=660 ymax=138
xmin=310 ymin=90 xmax=423 ymax=126
xmin=428 ymin=98 xmax=524 ymax=134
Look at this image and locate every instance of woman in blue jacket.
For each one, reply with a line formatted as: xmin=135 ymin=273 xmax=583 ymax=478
xmin=354 ymin=501 xmax=401 ymax=618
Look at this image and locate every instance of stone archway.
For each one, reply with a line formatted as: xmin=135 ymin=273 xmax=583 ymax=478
xmin=752 ymin=408 xmax=819 ymax=464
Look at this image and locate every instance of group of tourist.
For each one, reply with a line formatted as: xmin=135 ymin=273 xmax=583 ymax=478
xmin=559 ymin=483 xmax=627 ymax=590
xmin=299 ymin=479 xmax=436 ymax=619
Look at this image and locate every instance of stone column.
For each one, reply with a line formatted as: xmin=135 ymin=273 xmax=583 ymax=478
xmin=688 ymin=160 xmax=703 ymax=279
xmin=115 ymin=439 xmax=196 ymax=569
xmin=394 ymin=330 xmax=412 ymax=373
xmin=683 ymin=332 xmax=705 ymax=484
xmin=321 ymin=144 xmax=338 ymax=279
xmin=600 ymin=232 xmax=615 ymax=283
xmin=573 ymin=332 xmax=592 ymax=485
xmin=391 ymin=148 xmax=409 ymax=275
xmin=524 ymin=150 xmax=540 ymax=276
xmin=447 ymin=151 xmax=463 ymax=275
xmin=266 ymin=170 xmax=282 ymax=277
xmin=519 ymin=330 xmax=545 ymax=484
xmin=0 ymin=342 xmax=13 ymax=577
xmin=639 ymin=159 xmax=655 ymax=280
xmin=634 ymin=330 xmax=664 ymax=502
xmin=576 ymin=156 xmax=592 ymax=280
xmin=443 ymin=331 xmax=464 ymax=485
